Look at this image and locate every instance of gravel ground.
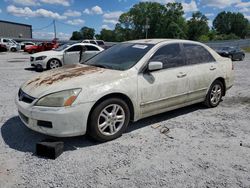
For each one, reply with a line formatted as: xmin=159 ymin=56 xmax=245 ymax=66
xmin=0 ymin=51 xmax=250 ymax=188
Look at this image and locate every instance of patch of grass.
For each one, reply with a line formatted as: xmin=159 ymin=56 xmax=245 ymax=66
xmin=242 ymin=47 xmax=250 ymax=53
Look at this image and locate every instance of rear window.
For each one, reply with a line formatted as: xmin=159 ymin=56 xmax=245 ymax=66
xmin=184 ymin=44 xmax=215 ymax=65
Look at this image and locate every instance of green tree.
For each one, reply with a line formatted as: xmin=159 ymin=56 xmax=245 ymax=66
xmin=70 ymin=27 xmax=95 ymax=40
xmin=213 ymin=11 xmax=249 ymax=38
xmin=99 ymin=29 xmax=116 ymax=41
xmin=80 ymin=27 xmax=95 ymax=40
xmin=116 ymin=2 xmax=187 ymax=41
xmin=70 ymin=31 xmax=82 ymax=40
xmin=187 ymin=11 xmax=209 ymax=41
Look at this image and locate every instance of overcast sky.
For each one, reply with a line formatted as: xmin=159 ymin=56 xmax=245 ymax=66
xmin=0 ymin=0 xmax=249 ymax=40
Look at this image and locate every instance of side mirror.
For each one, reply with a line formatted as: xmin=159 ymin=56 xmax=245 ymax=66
xmin=148 ymin=61 xmax=163 ymax=71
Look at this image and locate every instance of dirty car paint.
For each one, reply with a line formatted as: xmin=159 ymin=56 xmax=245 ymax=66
xmin=26 ymin=64 xmax=103 ymax=87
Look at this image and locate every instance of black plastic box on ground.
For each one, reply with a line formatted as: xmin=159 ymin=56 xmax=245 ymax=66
xmin=36 ymin=139 xmax=64 ymax=159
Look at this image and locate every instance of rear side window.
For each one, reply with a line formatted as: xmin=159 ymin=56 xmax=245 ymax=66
xmin=150 ymin=43 xmax=185 ymax=69
xmin=184 ymin=44 xmax=215 ymax=65
xmin=85 ymin=45 xmax=99 ymax=51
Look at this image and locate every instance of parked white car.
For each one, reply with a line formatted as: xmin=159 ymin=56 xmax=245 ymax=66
xmin=30 ymin=43 xmax=104 ymax=71
xmin=0 ymin=38 xmax=21 ymax=52
xmin=16 ymin=39 xmax=234 ymax=141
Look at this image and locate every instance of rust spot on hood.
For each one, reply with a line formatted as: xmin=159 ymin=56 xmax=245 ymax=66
xmin=27 ymin=65 xmax=103 ymax=86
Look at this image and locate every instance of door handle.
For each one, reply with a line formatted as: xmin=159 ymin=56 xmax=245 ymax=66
xmin=177 ymin=72 xmax=187 ymax=78
xmin=210 ymin=66 xmax=216 ymax=70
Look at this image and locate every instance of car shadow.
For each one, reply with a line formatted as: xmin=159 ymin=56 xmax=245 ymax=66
xmin=1 ymin=103 xmax=206 ymax=154
xmin=24 ymin=67 xmax=36 ymax=71
xmin=127 ymin=103 xmax=206 ymax=133
xmin=1 ymin=116 xmax=97 ymax=153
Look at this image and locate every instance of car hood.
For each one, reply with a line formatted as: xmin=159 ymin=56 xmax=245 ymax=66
xmin=31 ymin=50 xmax=62 ymax=57
xmin=21 ymin=64 xmax=127 ymax=98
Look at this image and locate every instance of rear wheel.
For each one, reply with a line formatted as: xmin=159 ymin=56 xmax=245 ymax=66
xmin=10 ymin=48 xmax=16 ymax=52
xmin=240 ymin=54 xmax=245 ymax=61
xmin=30 ymin=50 xmax=35 ymax=54
xmin=204 ymin=80 xmax=224 ymax=108
xmin=88 ymin=98 xmax=130 ymax=142
xmin=47 ymin=59 xmax=61 ymax=70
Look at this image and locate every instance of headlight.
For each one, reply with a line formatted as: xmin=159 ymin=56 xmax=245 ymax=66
xmin=35 ymin=56 xmax=47 ymax=61
xmin=35 ymin=89 xmax=81 ymax=107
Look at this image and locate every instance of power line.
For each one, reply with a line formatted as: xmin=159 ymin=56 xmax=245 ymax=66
xmin=32 ymin=21 xmax=54 ymax=31
xmin=56 ymin=20 xmax=81 ymax=29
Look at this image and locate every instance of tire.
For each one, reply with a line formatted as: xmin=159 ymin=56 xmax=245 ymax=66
xmin=88 ymin=98 xmax=130 ymax=142
xmin=10 ymin=48 xmax=16 ymax=52
xmin=35 ymin=64 xmax=43 ymax=72
xmin=240 ymin=54 xmax=245 ymax=61
xmin=47 ymin=59 xmax=61 ymax=70
xmin=30 ymin=50 xmax=35 ymax=54
xmin=228 ymin=55 xmax=233 ymax=61
xmin=204 ymin=80 xmax=224 ymax=108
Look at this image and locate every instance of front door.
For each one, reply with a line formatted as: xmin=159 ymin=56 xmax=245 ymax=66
xmin=63 ymin=45 xmax=82 ymax=65
xmin=138 ymin=43 xmax=190 ymax=117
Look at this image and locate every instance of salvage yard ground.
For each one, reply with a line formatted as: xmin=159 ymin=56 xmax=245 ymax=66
xmin=0 ymin=52 xmax=250 ymax=187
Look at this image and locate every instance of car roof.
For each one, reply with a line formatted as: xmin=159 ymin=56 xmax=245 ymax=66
xmin=125 ymin=38 xmax=204 ymax=45
xmin=72 ymin=42 xmax=104 ymax=50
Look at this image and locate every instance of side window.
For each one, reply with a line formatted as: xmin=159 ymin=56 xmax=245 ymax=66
xmin=150 ymin=43 xmax=185 ymax=69
xmin=66 ymin=45 xmax=82 ymax=52
xmin=85 ymin=45 xmax=99 ymax=51
xmin=184 ymin=44 xmax=215 ymax=65
xmin=90 ymin=41 xmax=97 ymax=45
xmin=3 ymin=39 xmax=9 ymax=43
xmin=97 ymin=41 xmax=104 ymax=45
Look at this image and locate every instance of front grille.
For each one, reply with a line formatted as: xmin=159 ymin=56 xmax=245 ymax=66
xmin=18 ymin=89 xmax=36 ymax=104
xmin=30 ymin=57 xmax=34 ymax=62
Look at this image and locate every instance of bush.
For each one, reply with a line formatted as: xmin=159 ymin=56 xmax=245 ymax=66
xmin=213 ymin=33 xmax=240 ymax=41
xmin=198 ymin=35 xmax=210 ymax=42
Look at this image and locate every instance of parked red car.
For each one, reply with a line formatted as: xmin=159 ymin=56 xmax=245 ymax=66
xmin=0 ymin=43 xmax=8 ymax=52
xmin=24 ymin=42 xmax=59 ymax=54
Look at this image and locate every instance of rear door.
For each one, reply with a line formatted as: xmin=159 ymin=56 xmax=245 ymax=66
xmin=63 ymin=45 xmax=82 ymax=65
xmin=183 ymin=43 xmax=218 ymax=102
xmin=138 ymin=43 xmax=190 ymax=117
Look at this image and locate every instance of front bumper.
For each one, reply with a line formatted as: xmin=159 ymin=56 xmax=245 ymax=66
xmin=16 ymin=96 xmax=94 ymax=137
xmin=30 ymin=60 xmax=47 ymax=69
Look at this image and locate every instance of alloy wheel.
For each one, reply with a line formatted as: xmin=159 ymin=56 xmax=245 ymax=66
xmin=210 ymin=84 xmax=222 ymax=106
xmin=97 ymin=104 xmax=125 ymax=136
xmin=49 ymin=60 xmax=60 ymax=69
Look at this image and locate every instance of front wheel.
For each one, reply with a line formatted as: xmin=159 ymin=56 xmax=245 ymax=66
xmin=88 ymin=98 xmax=130 ymax=142
xmin=204 ymin=80 xmax=224 ymax=108
xmin=47 ymin=59 xmax=61 ymax=70
xmin=228 ymin=55 xmax=233 ymax=61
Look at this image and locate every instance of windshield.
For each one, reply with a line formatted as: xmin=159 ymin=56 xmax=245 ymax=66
xmin=10 ymin=39 xmax=17 ymax=44
xmin=85 ymin=43 xmax=154 ymax=70
xmin=53 ymin=44 xmax=70 ymax=51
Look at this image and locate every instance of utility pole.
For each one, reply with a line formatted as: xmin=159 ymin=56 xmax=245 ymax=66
xmin=145 ymin=18 xmax=150 ymax=39
xmin=53 ymin=20 xmax=57 ymax=39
